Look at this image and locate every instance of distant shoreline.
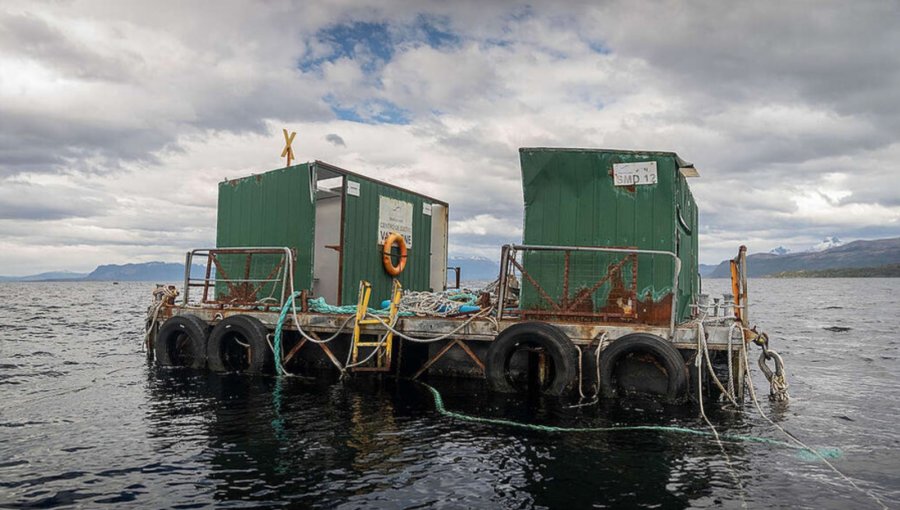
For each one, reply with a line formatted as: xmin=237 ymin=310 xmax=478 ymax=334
xmin=765 ymin=264 xmax=900 ymax=278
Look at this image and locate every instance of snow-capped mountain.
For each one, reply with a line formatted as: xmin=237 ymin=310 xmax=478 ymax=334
xmin=769 ymin=246 xmax=791 ymax=255
xmin=808 ymin=236 xmax=843 ymax=252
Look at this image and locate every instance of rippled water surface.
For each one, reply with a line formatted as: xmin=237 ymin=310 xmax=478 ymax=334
xmin=1 ymin=279 xmax=898 ymax=509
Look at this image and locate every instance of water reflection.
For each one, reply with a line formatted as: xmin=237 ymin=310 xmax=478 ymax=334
xmin=144 ymin=370 xmax=753 ymax=508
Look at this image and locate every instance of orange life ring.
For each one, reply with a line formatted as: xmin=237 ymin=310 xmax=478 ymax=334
xmin=382 ymin=232 xmax=408 ymax=276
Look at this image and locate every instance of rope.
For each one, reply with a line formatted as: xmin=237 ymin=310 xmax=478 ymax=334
xmin=697 ymin=320 xmax=741 ymax=407
xmin=272 ymin=292 xmax=355 ymax=376
xmin=399 ymin=290 xmax=479 ymax=316
xmin=696 ymin=327 xmax=747 ymax=506
xmin=143 ymin=284 xmax=179 ymax=353
xmin=363 ymin=307 xmax=495 ymax=343
xmin=419 ymin=381 xmax=827 ymax=451
xmin=741 ymin=341 xmax=887 ymax=509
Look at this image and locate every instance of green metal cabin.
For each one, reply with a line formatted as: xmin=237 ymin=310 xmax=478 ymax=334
xmin=215 ymin=161 xmax=449 ymax=306
xmin=518 ymin=148 xmax=700 ymax=325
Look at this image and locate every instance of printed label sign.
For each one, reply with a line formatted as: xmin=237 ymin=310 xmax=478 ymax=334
xmin=613 ymin=161 xmax=658 ymax=186
xmin=423 ymin=203 xmax=432 ymax=216
xmin=378 ymin=196 xmax=413 ymax=248
xmin=346 ymin=180 xmax=360 ymax=196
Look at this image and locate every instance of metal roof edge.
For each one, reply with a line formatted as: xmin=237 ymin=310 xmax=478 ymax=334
xmin=218 ymin=161 xmax=450 ymax=206
xmin=313 ymin=160 xmax=449 ymax=206
xmin=519 ymin=147 xmax=699 ymax=177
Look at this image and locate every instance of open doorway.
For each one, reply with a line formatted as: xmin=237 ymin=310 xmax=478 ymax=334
xmin=312 ymin=168 xmax=344 ymax=304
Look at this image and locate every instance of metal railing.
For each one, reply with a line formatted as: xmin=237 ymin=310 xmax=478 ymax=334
xmin=497 ymin=244 xmax=681 ymax=339
xmin=182 ymin=247 xmax=295 ymax=307
xmin=446 ymin=266 xmax=461 ymax=289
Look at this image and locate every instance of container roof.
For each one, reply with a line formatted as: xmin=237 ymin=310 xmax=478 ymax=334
xmin=519 ymin=147 xmax=699 ymax=178
xmin=314 ymin=161 xmax=449 ymax=205
xmin=220 ymin=160 xmax=449 ymax=206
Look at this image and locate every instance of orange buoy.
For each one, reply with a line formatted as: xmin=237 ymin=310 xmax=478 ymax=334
xmin=382 ymin=232 xmax=408 ymax=276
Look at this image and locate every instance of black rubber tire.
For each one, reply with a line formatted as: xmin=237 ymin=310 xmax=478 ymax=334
xmin=600 ymin=333 xmax=688 ymax=402
xmin=154 ymin=315 xmax=209 ymax=369
xmin=206 ymin=315 xmax=274 ymax=374
xmin=485 ymin=321 xmax=579 ymax=396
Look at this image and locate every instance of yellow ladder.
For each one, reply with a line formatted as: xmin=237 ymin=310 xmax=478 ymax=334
xmin=350 ymin=279 xmax=402 ymax=372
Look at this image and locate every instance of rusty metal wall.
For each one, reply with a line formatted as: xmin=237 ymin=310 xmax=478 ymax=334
xmin=216 ymin=164 xmax=316 ymax=296
xmin=518 ymin=148 xmax=699 ymax=324
xmin=339 ymin=174 xmax=434 ymax=305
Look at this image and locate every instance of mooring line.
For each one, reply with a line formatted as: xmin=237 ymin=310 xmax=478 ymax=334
xmin=419 ymin=382 xmax=827 ymax=452
xmin=740 ymin=345 xmax=888 ymax=510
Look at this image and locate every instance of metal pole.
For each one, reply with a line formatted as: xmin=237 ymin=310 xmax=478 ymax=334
xmin=182 ymin=251 xmax=191 ymax=305
xmin=670 ymin=257 xmax=681 ymax=340
xmin=497 ymin=245 xmax=510 ymax=321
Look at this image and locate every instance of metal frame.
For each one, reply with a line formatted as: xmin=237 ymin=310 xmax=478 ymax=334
xmin=498 ymin=244 xmax=681 ymax=339
xmin=183 ymin=247 xmax=295 ymax=307
xmin=446 ymin=266 xmax=461 ymax=289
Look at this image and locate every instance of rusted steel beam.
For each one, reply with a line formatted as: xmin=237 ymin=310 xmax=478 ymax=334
xmin=413 ymin=339 xmax=484 ymax=380
xmin=564 ymin=255 xmax=630 ymax=312
xmin=282 ymin=338 xmax=307 ymax=366
xmin=509 ymin=257 xmax=561 ymax=311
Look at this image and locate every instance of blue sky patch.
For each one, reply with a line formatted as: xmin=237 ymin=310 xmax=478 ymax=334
xmin=325 ymin=95 xmax=410 ymax=125
xmin=300 ymin=17 xmax=461 ymax=74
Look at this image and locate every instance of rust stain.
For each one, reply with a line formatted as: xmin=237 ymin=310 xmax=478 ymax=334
xmin=597 ymin=267 xmax=635 ymax=319
xmin=636 ymin=291 xmax=673 ymax=326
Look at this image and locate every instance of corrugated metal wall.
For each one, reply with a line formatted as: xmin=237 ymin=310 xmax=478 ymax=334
xmin=340 ymin=175 xmax=433 ymax=305
xmin=519 ymin=148 xmax=698 ymax=324
xmin=216 ymin=164 xmax=315 ymax=297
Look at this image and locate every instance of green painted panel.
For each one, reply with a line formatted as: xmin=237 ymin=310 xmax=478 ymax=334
xmin=519 ymin=148 xmax=699 ymax=324
xmin=340 ymin=175 xmax=433 ymax=305
xmin=215 ymin=164 xmax=315 ymax=300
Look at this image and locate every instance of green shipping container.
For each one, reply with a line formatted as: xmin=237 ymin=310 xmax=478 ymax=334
xmin=216 ymin=161 xmax=449 ymax=306
xmin=518 ymin=148 xmax=699 ymax=325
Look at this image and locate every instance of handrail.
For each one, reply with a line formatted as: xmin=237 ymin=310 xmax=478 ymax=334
xmin=498 ymin=244 xmax=682 ymax=339
xmin=182 ymin=247 xmax=294 ymax=307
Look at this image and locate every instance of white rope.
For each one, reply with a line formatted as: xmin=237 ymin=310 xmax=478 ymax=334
xmin=362 ymin=307 xmax=494 ymax=343
xmin=697 ymin=329 xmax=748 ymax=507
xmin=697 ymin=320 xmax=741 ymax=407
xmin=741 ymin=343 xmax=887 ymax=509
xmin=143 ymin=285 xmax=179 ymax=352
xmin=399 ymin=290 xmax=478 ymax=317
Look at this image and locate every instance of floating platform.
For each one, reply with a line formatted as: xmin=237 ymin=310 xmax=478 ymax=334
xmin=146 ymin=148 xmax=766 ymax=404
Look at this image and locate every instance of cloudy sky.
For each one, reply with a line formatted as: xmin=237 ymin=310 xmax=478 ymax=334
xmin=1 ymin=1 xmax=899 ymax=275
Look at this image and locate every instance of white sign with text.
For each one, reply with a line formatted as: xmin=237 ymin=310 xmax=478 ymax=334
xmin=378 ymin=196 xmax=414 ymax=248
xmin=613 ymin=161 xmax=658 ymax=186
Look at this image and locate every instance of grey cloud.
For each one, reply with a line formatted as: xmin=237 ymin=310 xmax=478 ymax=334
xmin=0 ymin=182 xmax=105 ymax=220
xmin=0 ymin=12 xmax=137 ymax=82
xmin=325 ymin=133 xmax=346 ymax=146
xmin=0 ymin=8 xmax=331 ymax=178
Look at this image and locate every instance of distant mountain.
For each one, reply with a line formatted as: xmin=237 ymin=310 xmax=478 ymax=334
xmin=0 ymin=262 xmax=205 ymax=282
xmin=86 ymin=262 xmax=205 ymax=281
xmin=448 ymin=256 xmax=500 ymax=282
xmin=770 ymin=264 xmax=900 ymax=278
xmin=698 ymin=264 xmax=718 ymax=277
xmin=0 ymin=270 xmax=88 ymax=282
xmin=708 ymin=237 xmax=900 ymax=278
xmin=769 ymin=246 xmax=791 ymax=255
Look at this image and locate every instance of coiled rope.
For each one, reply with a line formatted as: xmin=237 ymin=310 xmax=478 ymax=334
xmin=143 ymin=284 xmax=179 ymax=353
